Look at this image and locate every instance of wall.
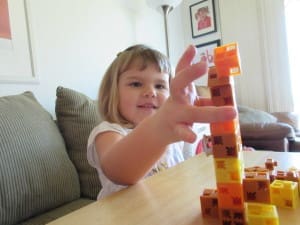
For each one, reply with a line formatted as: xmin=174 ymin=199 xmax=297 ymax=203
xmin=180 ymin=0 xmax=294 ymax=112
xmin=0 ymin=0 xmax=184 ymax=116
xmin=0 ymin=0 xmax=294 ymax=115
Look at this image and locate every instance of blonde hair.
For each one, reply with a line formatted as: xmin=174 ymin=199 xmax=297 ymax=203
xmin=98 ymin=44 xmax=172 ymax=127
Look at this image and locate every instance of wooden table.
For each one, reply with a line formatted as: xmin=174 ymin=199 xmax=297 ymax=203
xmin=48 ymin=151 xmax=300 ymax=225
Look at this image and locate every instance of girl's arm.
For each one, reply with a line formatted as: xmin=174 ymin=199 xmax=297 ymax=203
xmin=95 ymin=45 xmax=237 ymax=185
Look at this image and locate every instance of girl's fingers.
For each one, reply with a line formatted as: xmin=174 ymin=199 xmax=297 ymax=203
xmin=182 ymin=105 xmax=237 ymax=124
xmin=194 ymin=97 xmax=213 ymax=106
xmin=171 ymin=62 xmax=207 ymax=100
xmin=175 ymin=45 xmax=197 ymax=74
xmin=174 ymin=124 xmax=197 ymax=143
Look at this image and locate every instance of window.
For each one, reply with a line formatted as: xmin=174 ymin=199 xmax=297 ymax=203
xmin=285 ymin=0 xmax=300 ymax=112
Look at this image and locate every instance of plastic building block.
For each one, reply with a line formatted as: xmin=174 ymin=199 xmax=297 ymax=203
xmin=243 ymin=172 xmax=271 ymax=203
xmin=217 ymin=183 xmax=244 ymax=209
xmin=246 ymin=203 xmax=279 ymax=225
xmin=212 ymin=132 xmax=243 ymax=158
xmin=214 ymin=158 xmax=244 ymax=183
xmin=219 ymin=207 xmax=246 ymax=225
xmin=207 ymin=66 xmax=234 ymax=87
xmin=210 ymin=119 xmax=240 ymax=135
xmin=265 ymin=158 xmax=278 ymax=171
xmin=270 ymin=179 xmax=299 ymax=209
xmin=200 ymin=189 xmax=219 ymax=218
xmin=210 ymin=84 xmax=236 ymax=106
xmin=214 ymin=42 xmax=241 ymax=77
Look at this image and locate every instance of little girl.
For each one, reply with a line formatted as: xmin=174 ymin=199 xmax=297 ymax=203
xmin=87 ymin=44 xmax=236 ymax=199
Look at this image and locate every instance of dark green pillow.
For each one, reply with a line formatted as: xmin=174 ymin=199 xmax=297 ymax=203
xmin=0 ymin=92 xmax=80 ymax=225
xmin=55 ymin=86 xmax=102 ymax=199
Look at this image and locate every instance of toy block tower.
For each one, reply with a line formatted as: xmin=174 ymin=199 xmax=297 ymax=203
xmin=208 ymin=42 xmax=246 ymax=225
xmin=200 ymin=42 xmax=280 ymax=225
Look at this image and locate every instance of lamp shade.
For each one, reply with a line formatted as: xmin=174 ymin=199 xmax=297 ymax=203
xmin=146 ymin=0 xmax=182 ymax=12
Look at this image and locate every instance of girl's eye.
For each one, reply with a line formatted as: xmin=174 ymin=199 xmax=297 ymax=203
xmin=155 ymin=84 xmax=166 ymax=89
xmin=129 ymin=82 xmax=142 ymax=87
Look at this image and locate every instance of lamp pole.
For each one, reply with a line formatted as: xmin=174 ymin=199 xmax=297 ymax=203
xmin=161 ymin=5 xmax=173 ymax=58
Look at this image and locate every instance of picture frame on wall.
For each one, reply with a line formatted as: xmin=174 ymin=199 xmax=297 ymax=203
xmin=0 ymin=0 xmax=37 ymax=83
xmin=189 ymin=0 xmax=217 ymax=38
xmin=194 ymin=40 xmax=220 ymax=67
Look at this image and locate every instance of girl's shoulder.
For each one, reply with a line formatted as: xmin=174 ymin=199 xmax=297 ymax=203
xmin=93 ymin=121 xmax=131 ymax=136
xmin=88 ymin=121 xmax=131 ymax=145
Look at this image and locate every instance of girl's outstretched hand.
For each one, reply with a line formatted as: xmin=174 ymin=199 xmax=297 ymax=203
xmin=155 ymin=45 xmax=237 ymax=144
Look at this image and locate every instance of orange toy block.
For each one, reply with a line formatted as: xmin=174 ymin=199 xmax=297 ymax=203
xmin=212 ymin=132 xmax=243 ymax=158
xmin=200 ymin=189 xmax=219 ymax=218
xmin=210 ymin=84 xmax=237 ymax=106
xmin=207 ymin=66 xmax=234 ymax=87
xmin=219 ymin=207 xmax=246 ymax=225
xmin=210 ymin=119 xmax=239 ymax=135
xmin=214 ymin=42 xmax=241 ymax=77
xmin=243 ymin=172 xmax=271 ymax=203
xmin=217 ymin=183 xmax=244 ymax=209
xmin=214 ymin=158 xmax=244 ymax=183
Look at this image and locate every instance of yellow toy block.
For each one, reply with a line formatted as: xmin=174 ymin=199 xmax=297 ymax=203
xmin=246 ymin=203 xmax=279 ymax=225
xmin=214 ymin=42 xmax=241 ymax=77
xmin=270 ymin=179 xmax=299 ymax=209
xmin=214 ymin=157 xmax=244 ymax=183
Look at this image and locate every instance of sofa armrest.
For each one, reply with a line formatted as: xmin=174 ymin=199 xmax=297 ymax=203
xmin=240 ymin=122 xmax=295 ymax=140
xmin=271 ymin=112 xmax=299 ymax=132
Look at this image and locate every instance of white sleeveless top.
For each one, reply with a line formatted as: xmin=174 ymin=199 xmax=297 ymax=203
xmin=87 ymin=121 xmax=185 ymax=199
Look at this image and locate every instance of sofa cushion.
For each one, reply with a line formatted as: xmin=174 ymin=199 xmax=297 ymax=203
xmin=55 ymin=86 xmax=102 ymax=199
xmin=238 ymin=105 xmax=277 ymax=124
xmin=18 ymin=198 xmax=94 ymax=225
xmin=0 ymin=92 xmax=80 ymax=225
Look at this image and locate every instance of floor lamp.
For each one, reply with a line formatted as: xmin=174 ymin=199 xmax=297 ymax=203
xmin=146 ymin=0 xmax=182 ymax=58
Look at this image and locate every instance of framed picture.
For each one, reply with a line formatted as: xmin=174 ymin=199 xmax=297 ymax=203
xmin=0 ymin=0 xmax=37 ymax=83
xmin=189 ymin=0 xmax=217 ymax=38
xmin=194 ymin=40 xmax=220 ymax=67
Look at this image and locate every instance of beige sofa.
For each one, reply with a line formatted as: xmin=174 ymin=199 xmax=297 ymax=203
xmin=0 ymin=87 xmax=101 ymax=225
xmin=238 ymin=106 xmax=299 ymax=152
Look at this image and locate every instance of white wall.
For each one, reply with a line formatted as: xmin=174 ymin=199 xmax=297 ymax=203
xmin=180 ymin=0 xmax=293 ymax=112
xmin=1 ymin=0 xmax=294 ymax=115
xmin=0 ymin=0 xmax=178 ymax=116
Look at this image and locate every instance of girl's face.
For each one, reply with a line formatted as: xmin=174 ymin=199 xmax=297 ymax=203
xmin=118 ymin=62 xmax=170 ymax=126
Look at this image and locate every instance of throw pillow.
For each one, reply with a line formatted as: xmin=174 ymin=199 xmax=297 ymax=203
xmin=238 ymin=105 xmax=277 ymax=124
xmin=0 ymin=92 xmax=80 ymax=225
xmin=55 ymin=86 xmax=102 ymax=199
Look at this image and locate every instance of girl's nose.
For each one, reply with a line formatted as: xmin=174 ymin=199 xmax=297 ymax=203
xmin=143 ymin=86 xmax=156 ymax=98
